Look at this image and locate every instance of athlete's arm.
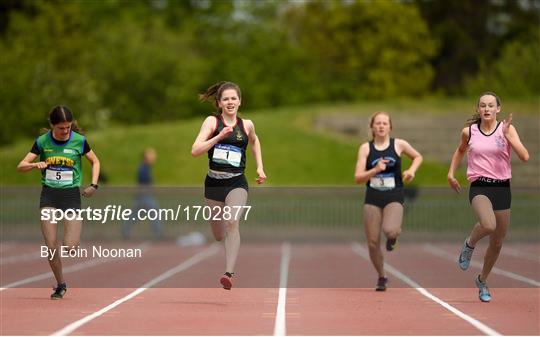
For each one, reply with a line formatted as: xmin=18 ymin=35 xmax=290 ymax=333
xmin=17 ymin=152 xmax=47 ymax=172
xmin=85 ymin=150 xmax=100 ymax=186
xmin=354 ymin=143 xmax=387 ymax=184
xmin=503 ymin=115 xmax=529 ymax=162
xmin=397 ymin=139 xmax=423 ymax=183
xmin=82 ymin=150 xmax=100 ymax=197
xmin=245 ymin=119 xmax=266 ymax=184
xmin=191 ymin=116 xmax=232 ymax=157
xmin=447 ymin=127 xmax=469 ymax=193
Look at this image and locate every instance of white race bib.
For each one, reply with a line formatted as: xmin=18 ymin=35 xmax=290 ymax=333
xmin=45 ymin=169 xmax=73 ymax=183
xmin=370 ymin=174 xmax=395 ymax=191
xmin=212 ymin=144 xmax=242 ymax=167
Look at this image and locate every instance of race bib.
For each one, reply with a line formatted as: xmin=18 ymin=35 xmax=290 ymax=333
xmin=212 ymin=144 xmax=242 ymax=167
xmin=370 ymin=174 xmax=395 ymax=191
xmin=45 ymin=169 xmax=73 ymax=184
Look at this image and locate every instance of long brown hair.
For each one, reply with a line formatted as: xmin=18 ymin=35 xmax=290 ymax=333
xmin=199 ymin=81 xmax=241 ymax=115
xmin=465 ymin=92 xmax=501 ymax=126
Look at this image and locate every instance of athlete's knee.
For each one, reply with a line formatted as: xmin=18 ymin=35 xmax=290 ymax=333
xmin=367 ymin=239 xmax=380 ymax=251
xmin=383 ymin=228 xmax=401 ymax=239
xmin=479 ymin=220 xmax=496 ymax=233
xmin=224 ymin=220 xmax=239 ymax=233
xmin=211 ymin=227 xmax=225 ymax=242
xmin=44 ymin=240 xmax=59 ymax=251
xmin=62 ymin=242 xmax=80 ymax=255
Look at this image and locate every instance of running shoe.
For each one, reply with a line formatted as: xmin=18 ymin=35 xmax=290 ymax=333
xmin=51 ymin=282 xmax=67 ymax=300
xmin=386 ymin=238 xmax=397 ymax=251
xmin=375 ymin=277 xmax=388 ymax=291
xmin=458 ymin=238 xmax=474 ymax=271
xmin=220 ymin=273 xmax=233 ymax=290
xmin=475 ymin=275 xmax=491 ymax=302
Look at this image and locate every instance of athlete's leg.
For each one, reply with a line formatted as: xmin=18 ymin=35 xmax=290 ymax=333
xmin=122 ymin=197 xmax=142 ymax=239
xmin=480 ymin=209 xmax=510 ymax=282
xmin=40 ymin=207 xmax=64 ymax=284
xmin=63 ymin=218 xmax=82 ymax=255
xmin=381 ymin=202 xmax=403 ymax=240
xmin=363 ymin=204 xmax=384 ymax=277
xmin=143 ymin=195 xmax=163 ymax=239
xmin=205 ymin=198 xmax=226 ymax=241
xmin=223 ymin=188 xmax=248 ymax=274
xmin=468 ymin=195 xmax=497 ymax=247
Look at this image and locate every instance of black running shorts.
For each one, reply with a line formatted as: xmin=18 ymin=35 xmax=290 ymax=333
xmin=39 ymin=185 xmax=81 ymax=210
xmin=364 ymin=187 xmax=404 ymax=209
xmin=204 ymin=174 xmax=249 ymax=202
xmin=469 ymin=177 xmax=511 ymax=211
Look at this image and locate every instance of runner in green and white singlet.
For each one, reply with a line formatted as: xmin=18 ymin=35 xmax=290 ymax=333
xmin=17 ymin=106 xmax=101 ymax=300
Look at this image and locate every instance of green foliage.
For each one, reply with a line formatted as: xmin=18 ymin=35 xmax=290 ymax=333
xmin=283 ymin=0 xmax=438 ymax=100
xmin=0 ymin=1 xmax=208 ymax=144
xmin=0 ymin=2 xmax=100 ymax=141
xmin=0 ymin=0 xmax=439 ymax=144
xmin=414 ymin=0 xmax=540 ymax=93
xmin=466 ymin=30 xmax=540 ymax=98
xmin=1 ymin=0 xmax=537 ymax=145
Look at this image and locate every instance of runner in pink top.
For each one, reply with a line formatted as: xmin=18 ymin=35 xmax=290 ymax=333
xmin=467 ymin=121 xmax=512 ymax=182
xmin=447 ymin=92 xmax=529 ymax=302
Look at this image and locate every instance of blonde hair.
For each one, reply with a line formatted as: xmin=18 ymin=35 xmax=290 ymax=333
xmin=369 ymin=111 xmax=392 ymax=139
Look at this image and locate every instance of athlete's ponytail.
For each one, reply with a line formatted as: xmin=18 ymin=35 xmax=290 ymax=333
xmin=199 ymin=81 xmax=241 ymax=115
xmin=465 ymin=92 xmax=501 ymax=126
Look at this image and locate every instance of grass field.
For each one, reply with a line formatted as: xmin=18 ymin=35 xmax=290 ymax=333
xmin=1 ymin=97 xmax=537 ymax=186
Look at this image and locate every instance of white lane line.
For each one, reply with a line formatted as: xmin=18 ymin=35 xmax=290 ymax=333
xmin=423 ymin=243 xmax=540 ymax=287
xmin=351 ymin=242 xmax=501 ymax=336
xmin=51 ymin=243 xmax=220 ymax=336
xmin=273 ymin=242 xmax=291 ymax=336
xmin=0 ymin=242 xmax=151 ymax=291
xmin=502 ymin=247 xmax=540 ymax=263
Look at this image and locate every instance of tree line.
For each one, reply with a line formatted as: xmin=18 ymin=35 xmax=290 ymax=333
xmin=1 ymin=0 xmax=538 ymax=144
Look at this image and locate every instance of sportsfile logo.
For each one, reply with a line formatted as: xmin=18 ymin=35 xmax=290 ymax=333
xmin=40 ymin=205 xmax=252 ymax=224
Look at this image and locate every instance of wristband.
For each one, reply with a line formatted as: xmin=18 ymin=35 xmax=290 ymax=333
xmin=90 ymin=183 xmax=99 ymax=189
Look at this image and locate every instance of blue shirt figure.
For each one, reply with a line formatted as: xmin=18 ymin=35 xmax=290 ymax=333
xmin=122 ymin=148 xmax=163 ymax=240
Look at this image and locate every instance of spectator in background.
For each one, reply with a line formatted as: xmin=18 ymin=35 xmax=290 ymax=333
xmin=122 ymin=147 xmax=163 ymax=240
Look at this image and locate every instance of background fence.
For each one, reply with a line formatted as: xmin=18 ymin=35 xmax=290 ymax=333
xmin=2 ymin=187 xmax=538 ymax=242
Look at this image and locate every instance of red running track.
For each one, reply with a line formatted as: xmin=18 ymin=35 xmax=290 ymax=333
xmin=1 ymin=242 xmax=538 ymax=335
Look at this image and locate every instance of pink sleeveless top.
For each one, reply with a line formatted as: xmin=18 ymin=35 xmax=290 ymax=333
xmin=467 ymin=122 xmax=511 ymax=182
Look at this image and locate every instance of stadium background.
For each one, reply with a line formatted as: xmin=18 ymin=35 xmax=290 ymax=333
xmin=1 ymin=1 xmax=538 ymax=242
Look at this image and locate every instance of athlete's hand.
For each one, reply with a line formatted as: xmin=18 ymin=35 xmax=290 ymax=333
xmin=447 ymin=175 xmax=461 ymax=193
xmin=82 ymin=185 xmax=97 ymax=198
xmin=375 ymin=158 xmax=389 ymax=173
xmin=502 ymin=113 xmax=512 ymax=138
xmin=34 ymin=161 xmax=48 ymax=170
xmin=402 ymin=169 xmax=415 ymax=183
xmin=255 ymin=168 xmax=266 ymax=185
xmin=218 ymin=126 xmax=234 ymax=140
